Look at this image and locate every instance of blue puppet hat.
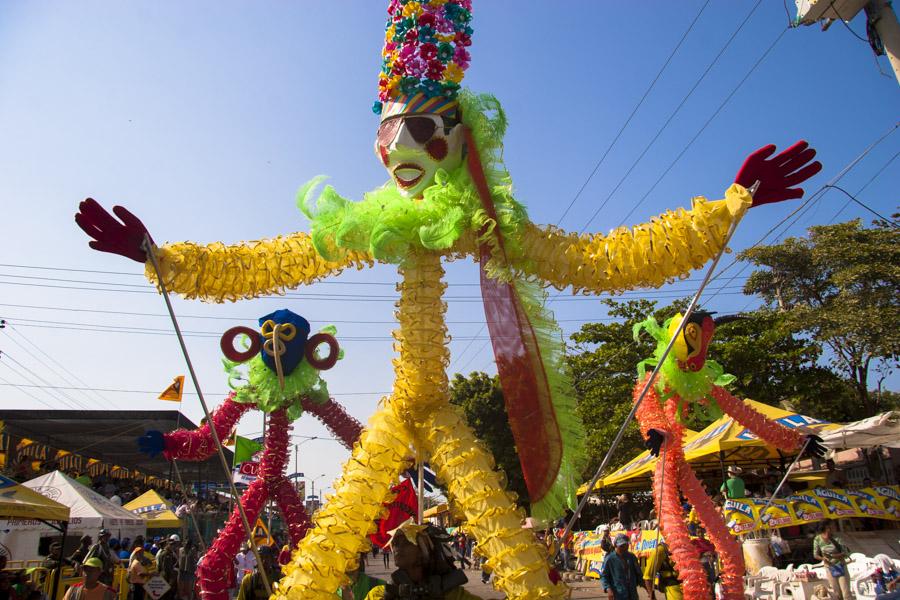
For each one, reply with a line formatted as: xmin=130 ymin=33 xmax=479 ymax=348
xmin=258 ymin=309 xmax=311 ymax=376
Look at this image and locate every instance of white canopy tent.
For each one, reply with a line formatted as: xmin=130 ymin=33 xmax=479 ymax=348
xmin=0 ymin=471 xmax=145 ymax=561
xmin=820 ymin=411 xmax=900 ymax=449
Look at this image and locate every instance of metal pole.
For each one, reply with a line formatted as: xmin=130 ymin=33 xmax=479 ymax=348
xmin=417 ymin=458 xmax=425 ymax=524
xmin=50 ymin=520 xmax=67 ymax=600
xmin=866 ymin=0 xmax=900 ymax=84
xmin=752 ymin=437 xmax=811 ymax=529
xmin=557 ymin=217 xmax=742 ymax=553
xmin=142 ymin=237 xmax=273 ymax=597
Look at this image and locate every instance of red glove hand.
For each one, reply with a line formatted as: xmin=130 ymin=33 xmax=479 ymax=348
xmin=734 ymin=140 xmax=822 ymax=206
xmin=75 ymin=198 xmax=153 ymax=263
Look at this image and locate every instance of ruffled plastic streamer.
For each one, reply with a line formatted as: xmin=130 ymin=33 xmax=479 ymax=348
xmin=635 ymin=374 xmax=747 ymax=600
xmin=709 ymin=386 xmax=802 ymax=452
xmin=163 ymin=394 xmax=252 ymax=461
xmin=637 ymin=379 xmax=712 ymax=600
xmin=264 ymin=410 xmax=310 ymax=552
xmin=517 ymin=184 xmax=752 ymax=296
xmin=299 ymin=396 xmax=363 ymax=450
xmin=274 ymin=404 xmax=412 ymax=600
xmin=634 ymin=316 xmax=733 ymax=416
xmin=146 ymin=233 xmax=373 ymax=303
xmin=425 ymin=404 xmax=566 ymax=599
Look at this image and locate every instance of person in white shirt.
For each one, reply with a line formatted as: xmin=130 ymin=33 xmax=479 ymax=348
xmin=234 ymin=546 xmax=257 ymax=588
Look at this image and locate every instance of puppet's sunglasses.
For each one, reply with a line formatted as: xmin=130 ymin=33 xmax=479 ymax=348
xmin=377 ymin=115 xmax=456 ymax=147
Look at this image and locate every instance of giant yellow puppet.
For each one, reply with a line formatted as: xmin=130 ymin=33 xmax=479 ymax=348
xmin=75 ymin=1 xmax=821 ymax=597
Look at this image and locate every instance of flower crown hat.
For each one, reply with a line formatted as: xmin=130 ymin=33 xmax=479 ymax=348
xmin=373 ymin=0 xmax=473 ymax=121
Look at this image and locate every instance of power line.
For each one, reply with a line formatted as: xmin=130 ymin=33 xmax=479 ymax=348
xmin=615 ymin=26 xmax=790 ymax=229
xmin=823 ymin=185 xmax=899 ymax=226
xmin=0 ymin=354 xmax=86 ymax=410
xmin=0 ymin=276 xmax=747 ymax=302
xmin=0 ymin=327 xmax=111 ymax=409
xmin=579 ymin=0 xmax=764 ymax=233
xmin=703 ymin=121 xmax=900 ymax=304
xmin=553 ymin=0 xmax=713 ymax=227
xmin=0 ymin=382 xmax=388 ymax=397
xmin=4 ymin=327 xmax=115 ymax=407
xmin=828 ymin=149 xmax=899 ymax=223
xmin=0 ymin=372 xmax=55 ymax=409
xmin=0 ymin=302 xmax=662 ymax=325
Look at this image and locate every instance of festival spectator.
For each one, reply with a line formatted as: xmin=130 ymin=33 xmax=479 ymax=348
xmin=69 ymin=536 xmax=93 ymax=571
xmin=692 ymin=529 xmax=717 ymax=589
xmin=177 ymin=540 xmax=199 ymax=600
xmin=720 ymin=466 xmax=745 ymax=500
xmin=381 ymin=545 xmax=390 ymax=569
xmin=63 ymin=558 xmax=115 ymax=600
xmin=0 ymin=572 xmax=21 ymax=600
xmin=128 ymin=544 xmax=153 ymax=600
xmin=600 ymin=528 xmax=613 ymax=553
xmin=601 ymin=534 xmax=641 ymax=600
xmin=234 ymin=545 xmax=256 ymax=588
xmin=156 ymin=536 xmax=180 ymax=600
xmin=363 ymin=520 xmax=480 ymax=600
xmin=338 ymin=555 xmax=384 ymax=599
xmin=643 ymin=541 xmax=683 ymax=600
xmin=871 ymin=554 xmax=900 ymax=599
xmin=769 ymin=530 xmax=792 ymax=569
xmin=826 ymin=460 xmax=847 ymax=488
xmin=237 ymin=546 xmax=280 ymax=600
xmin=42 ymin=541 xmax=75 ymax=570
xmin=85 ymin=529 xmax=117 ymax=585
xmin=617 ymin=494 xmax=636 ymax=529
xmin=813 ymin=522 xmax=853 ymax=600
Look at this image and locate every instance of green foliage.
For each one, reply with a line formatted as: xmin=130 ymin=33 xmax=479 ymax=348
xmin=740 ymin=218 xmax=900 ymax=415
xmin=448 ymin=371 xmax=530 ymax=509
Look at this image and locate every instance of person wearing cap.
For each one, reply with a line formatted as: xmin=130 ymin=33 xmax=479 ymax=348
xmin=236 ymin=546 xmax=280 ymax=600
xmin=68 ymin=536 xmax=93 ymax=572
xmin=600 ymin=534 xmax=641 ymax=600
xmin=155 ymin=536 xmax=180 ymax=600
xmin=62 ymin=557 xmax=115 ymax=600
xmin=364 ymin=519 xmax=481 ymax=600
xmin=41 ymin=541 xmax=75 ymax=570
xmin=643 ymin=541 xmax=683 ymax=600
xmin=720 ymin=466 xmax=745 ymax=500
xmin=85 ymin=530 xmax=117 ymax=585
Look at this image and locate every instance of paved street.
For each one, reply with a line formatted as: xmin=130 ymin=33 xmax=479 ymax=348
xmin=363 ymin=559 xmax=615 ymax=599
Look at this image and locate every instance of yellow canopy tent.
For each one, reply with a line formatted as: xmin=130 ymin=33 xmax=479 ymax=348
xmin=580 ymin=399 xmax=837 ymax=495
xmin=123 ymin=490 xmax=182 ymax=529
xmin=0 ymin=473 xmax=70 ymax=521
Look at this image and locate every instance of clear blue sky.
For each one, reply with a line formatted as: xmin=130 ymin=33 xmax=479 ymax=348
xmin=0 ymin=1 xmax=897 ymax=495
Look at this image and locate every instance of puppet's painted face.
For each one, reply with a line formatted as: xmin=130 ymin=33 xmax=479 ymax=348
xmin=375 ymin=114 xmax=464 ymax=198
xmin=669 ymin=312 xmax=715 ymax=372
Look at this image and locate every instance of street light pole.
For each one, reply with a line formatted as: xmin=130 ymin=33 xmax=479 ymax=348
xmin=309 ymin=473 xmax=326 ymax=512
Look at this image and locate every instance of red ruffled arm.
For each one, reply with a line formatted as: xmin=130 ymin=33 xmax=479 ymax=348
xmin=299 ymin=397 xmax=363 ymax=450
xmin=709 ymin=385 xmax=802 ymax=452
xmin=163 ymin=394 xmax=253 ymax=461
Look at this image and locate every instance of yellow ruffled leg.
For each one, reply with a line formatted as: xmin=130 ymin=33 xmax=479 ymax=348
xmin=274 ymin=401 xmax=412 ymax=600
xmin=424 ymin=404 xmax=567 ymax=600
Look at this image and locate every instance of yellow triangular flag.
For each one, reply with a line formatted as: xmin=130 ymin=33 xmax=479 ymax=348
xmin=159 ymin=376 xmax=185 ymax=402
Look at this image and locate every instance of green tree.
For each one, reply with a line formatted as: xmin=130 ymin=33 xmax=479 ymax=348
xmin=449 ymin=371 xmax=530 ymax=508
xmin=567 ymin=299 xmax=686 ymax=477
xmin=740 ymin=218 xmax=900 ymax=415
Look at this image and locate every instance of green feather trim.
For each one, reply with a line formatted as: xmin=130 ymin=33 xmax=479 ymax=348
xmin=223 ymin=326 xmax=341 ymax=418
xmin=298 ymin=91 xmax=529 ymax=271
xmin=512 ymin=279 xmax=587 ymax=521
xmin=633 ymin=317 xmax=733 ymax=417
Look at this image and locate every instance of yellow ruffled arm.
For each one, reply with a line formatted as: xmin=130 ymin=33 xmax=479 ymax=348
xmin=144 ymin=231 xmax=373 ymax=302
xmin=518 ymin=184 xmax=752 ymax=294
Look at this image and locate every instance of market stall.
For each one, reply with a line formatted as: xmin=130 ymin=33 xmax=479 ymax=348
xmin=123 ymin=489 xmax=182 ymax=532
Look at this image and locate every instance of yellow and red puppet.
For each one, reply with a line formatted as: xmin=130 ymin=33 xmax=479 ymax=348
xmin=634 ymin=312 xmax=825 ymax=600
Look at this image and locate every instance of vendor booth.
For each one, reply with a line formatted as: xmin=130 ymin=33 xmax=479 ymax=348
xmin=1 ymin=471 xmax=145 ymax=563
xmin=579 ymin=400 xmax=836 ymax=495
xmin=123 ymin=489 xmax=182 ymax=532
